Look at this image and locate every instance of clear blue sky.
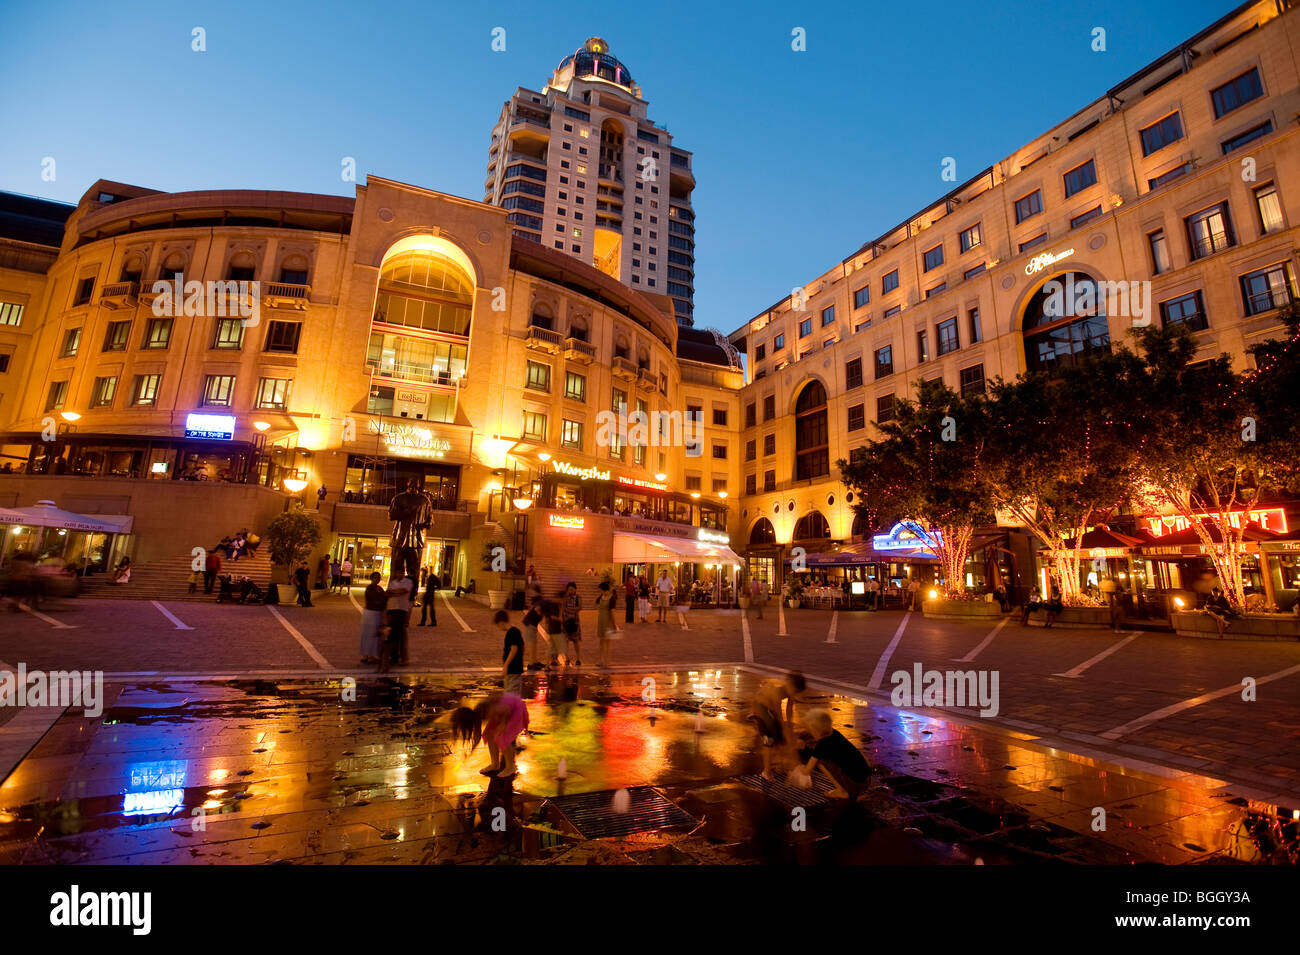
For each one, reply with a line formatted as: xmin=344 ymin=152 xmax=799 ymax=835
xmin=0 ymin=0 xmax=1233 ymax=332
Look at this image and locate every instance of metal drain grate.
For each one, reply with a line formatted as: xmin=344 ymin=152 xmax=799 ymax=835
xmin=736 ymin=773 xmax=838 ymax=807
xmin=547 ymin=786 xmax=699 ymax=839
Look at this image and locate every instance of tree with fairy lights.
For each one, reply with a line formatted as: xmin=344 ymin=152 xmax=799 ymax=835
xmin=837 ymin=378 xmax=994 ymax=596
xmin=982 ymin=349 xmax=1147 ymax=606
xmin=1127 ymin=310 xmax=1300 ymax=612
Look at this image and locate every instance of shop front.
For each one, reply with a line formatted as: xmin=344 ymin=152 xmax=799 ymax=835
xmin=0 ymin=500 xmax=134 ymax=575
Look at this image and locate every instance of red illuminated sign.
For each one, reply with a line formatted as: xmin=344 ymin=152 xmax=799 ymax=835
xmin=616 ymin=474 xmax=669 ymax=492
xmin=1143 ymin=507 xmax=1288 ymax=538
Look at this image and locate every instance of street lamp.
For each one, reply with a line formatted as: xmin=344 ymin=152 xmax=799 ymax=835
xmin=253 ymin=420 xmax=271 ymax=432
xmin=513 ymin=496 xmax=534 ymax=511
xmin=60 ymin=411 xmax=81 ymax=423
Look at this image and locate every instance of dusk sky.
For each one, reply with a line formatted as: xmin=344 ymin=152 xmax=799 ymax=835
xmin=1 ymin=0 xmax=1232 ymax=333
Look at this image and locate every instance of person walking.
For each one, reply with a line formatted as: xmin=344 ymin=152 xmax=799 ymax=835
xmin=561 ymin=582 xmax=582 ymax=666
xmin=383 ymin=574 xmax=414 ymax=670
xmin=359 ymin=572 xmax=385 ymax=663
xmin=624 ymin=573 xmax=637 ymax=625
xmin=339 ymin=556 xmax=353 ymax=592
xmin=522 ymin=599 xmax=543 ymax=669
xmin=655 ymin=569 xmax=674 ymax=623
xmin=418 ymin=571 xmax=438 ymax=626
xmin=294 ymin=562 xmax=313 ymax=607
xmin=595 ymin=580 xmax=617 ymax=668
xmin=749 ymin=576 xmax=765 ymax=619
xmin=329 ymin=557 xmax=341 ymax=594
xmin=315 ymin=553 xmax=330 ymax=591
xmin=204 ymin=548 xmax=221 ymax=594
xmin=906 ymin=576 xmax=921 ymax=610
xmin=316 ymin=485 xmax=327 ymax=509
xmin=540 ymin=601 xmax=565 ymax=668
xmin=866 ymin=576 xmax=880 ymax=611
xmin=637 ymin=575 xmax=651 ymax=622
xmin=496 ymin=610 xmax=524 ymax=695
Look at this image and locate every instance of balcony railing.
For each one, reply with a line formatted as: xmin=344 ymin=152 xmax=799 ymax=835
xmin=264 ymin=282 xmax=311 ymax=309
xmin=366 ymin=357 xmax=461 ymax=386
xmin=526 ymin=325 xmax=563 ymax=351
xmin=511 ymin=110 xmax=552 ymax=130
xmin=564 ymin=337 xmax=596 ymax=361
xmin=340 ymin=488 xmax=464 ymax=510
xmin=1245 ymin=287 xmax=1292 ymax=316
xmin=611 ymin=356 xmax=637 ymax=379
xmin=99 ymin=281 xmax=138 ymax=308
xmin=1189 ymin=230 xmax=1231 ymax=260
xmin=636 ymin=367 xmax=657 ymax=390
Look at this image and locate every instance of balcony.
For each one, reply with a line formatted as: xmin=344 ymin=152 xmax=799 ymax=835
xmin=611 ymin=356 xmax=637 ymax=380
xmin=99 ymin=281 xmax=138 ymax=309
xmin=636 ymin=366 xmax=657 ymax=391
xmin=510 ymin=109 xmax=552 ymax=130
xmin=525 ymin=325 xmax=563 ymax=353
xmin=366 ymin=356 xmax=461 ymax=387
xmin=598 ymin=163 xmax=624 ymax=185
xmin=564 ymin=337 xmax=596 ymax=363
xmin=263 ymin=282 xmax=311 ymax=310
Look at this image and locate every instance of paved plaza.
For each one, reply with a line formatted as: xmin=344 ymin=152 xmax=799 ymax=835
xmin=1 ymin=591 xmax=1298 ymax=864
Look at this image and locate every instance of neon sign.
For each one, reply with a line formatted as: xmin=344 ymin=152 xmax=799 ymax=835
xmin=697 ymin=528 xmax=730 ymax=545
xmin=368 ymin=419 xmax=450 ymax=458
xmin=184 ymin=413 xmax=235 ymax=440
xmin=872 ymin=521 xmax=941 ymax=556
xmin=617 ymin=474 xmax=669 ymax=492
xmin=548 ymin=514 xmax=585 ymax=529
xmin=1144 ymin=507 xmax=1288 ymax=538
xmin=1024 ymin=247 xmax=1076 ymax=275
xmin=552 ymin=460 xmax=610 ymax=482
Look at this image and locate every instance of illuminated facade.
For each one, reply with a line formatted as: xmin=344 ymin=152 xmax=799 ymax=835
xmin=484 ymin=37 xmax=698 ymax=325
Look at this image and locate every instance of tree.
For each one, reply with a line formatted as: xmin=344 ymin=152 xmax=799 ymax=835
xmin=838 ymin=379 xmax=995 ymax=595
xmin=982 ymin=349 xmax=1146 ymax=605
xmin=266 ymin=511 xmax=322 ymax=569
xmin=1128 ymin=309 xmax=1300 ymax=610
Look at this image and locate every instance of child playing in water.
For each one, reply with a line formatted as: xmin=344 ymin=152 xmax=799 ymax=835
xmin=790 ymin=707 xmax=872 ymax=800
xmin=451 ymin=692 xmax=530 ymax=779
xmin=748 ymin=670 xmax=807 ymax=780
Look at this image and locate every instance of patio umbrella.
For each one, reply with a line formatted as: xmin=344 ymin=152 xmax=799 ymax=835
xmin=0 ymin=500 xmax=128 ymax=533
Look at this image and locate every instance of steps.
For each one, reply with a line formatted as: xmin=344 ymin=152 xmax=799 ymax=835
xmin=76 ymin=549 xmax=276 ymax=603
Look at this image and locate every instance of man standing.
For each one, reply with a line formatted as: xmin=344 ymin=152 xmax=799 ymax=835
xmin=418 ymin=571 xmax=438 ymax=626
xmin=906 ymin=576 xmax=921 ymax=610
xmin=204 ymin=548 xmax=222 ymax=594
xmin=866 ymin=576 xmax=880 ymax=611
xmin=316 ymin=484 xmax=327 ymax=509
xmin=339 ymin=556 xmax=353 ymax=593
xmin=655 ymin=569 xmax=675 ymax=623
xmin=384 ymin=574 xmax=414 ymax=668
xmin=294 ymin=562 xmax=313 ymax=607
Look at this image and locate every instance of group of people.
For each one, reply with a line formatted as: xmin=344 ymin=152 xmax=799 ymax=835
xmin=1020 ymin=586 xmax=1066 ymax=627
xmin=358 ymin=569 xmax=440 ymax=669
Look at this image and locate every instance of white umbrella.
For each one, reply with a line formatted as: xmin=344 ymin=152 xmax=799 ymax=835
xmin=0 ymin=500 xmax=129 ymax=533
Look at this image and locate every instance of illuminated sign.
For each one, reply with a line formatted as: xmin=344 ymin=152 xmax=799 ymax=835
xmin=548 ymin=514 xmax=585 ymax=529
xmin=368 ymin=419 xmax=450 ymax=458
xmin=184 ymin=413 xmax=235 ymax=440
xmin=552 ymin=460 xmax=610 ymax=482
xmin=1024 ymin=247 xmax=1076 ymax=276
xmin=872 ymin=521 xmax=941 ymax=556
xmin=697 ymin=528 xmax=730 ymax=545
xmin=617 ymin=474 xmax=669 ymax=492
xmin=851 ymin=580 xmax=866 ymax=595
xmin=1143 ymin=507 xmax=1288 ymax=538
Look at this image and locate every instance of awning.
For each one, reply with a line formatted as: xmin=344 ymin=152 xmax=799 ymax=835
xmin=613 ymin=532 xmax=742 ymax=567
xmin=0 ymin=500 xmax=133 ymax=533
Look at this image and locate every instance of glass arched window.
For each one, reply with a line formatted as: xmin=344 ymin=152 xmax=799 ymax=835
xmin=794 ymin=381 xmax=829 ymax=481
xmin=374 ymin=250 xmax=473 ymax=336
xmin=749 ymin=518 xmax=776 ymax=545
xmin=1022 ymin=272 xmax=1111 ymax=375
xmin=793 ymin=511 xmax=831 ymax=541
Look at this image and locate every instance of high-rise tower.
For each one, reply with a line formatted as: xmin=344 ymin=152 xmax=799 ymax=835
xmin=485 ymin=37 xmax=697 ymax=325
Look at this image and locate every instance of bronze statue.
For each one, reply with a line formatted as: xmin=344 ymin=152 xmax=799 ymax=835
xmin=388 ymin=479 xmax=433 ymax=580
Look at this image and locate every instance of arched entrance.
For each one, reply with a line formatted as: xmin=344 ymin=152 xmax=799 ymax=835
xmin=1022 ymin=271 xmax=1112 ymax=375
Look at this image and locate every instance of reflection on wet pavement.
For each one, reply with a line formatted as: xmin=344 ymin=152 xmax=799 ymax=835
xmin=0 ymin=668 xmax=1295 ymax=865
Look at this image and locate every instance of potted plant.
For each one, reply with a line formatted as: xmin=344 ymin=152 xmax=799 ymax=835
xmin=266 ymin=511 xmax=322 ymax=585
xmin=784 ymin=578 xmax=804 ymax=609
xmin=481 ymin=539 xmax=512 ymax=608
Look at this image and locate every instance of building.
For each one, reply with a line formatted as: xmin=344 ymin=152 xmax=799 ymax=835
xmin=726 ymin=0 xmax=1300 ymax=606
xmin=483 ymin=37 xmax=698 ymax=326
xmin=0 ymin=175 xmax=739 ymax=605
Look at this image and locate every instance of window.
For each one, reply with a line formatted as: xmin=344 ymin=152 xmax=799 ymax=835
xmin=745 ymin=403 xmax=756 ymax=428
xmin=525 ymin=360 xmax=551 ymax=392
xmin=959 ymin=223 xmax=982 ymax=253
xmin=821 ymin=305 xmax=835 ymax=327
xmin=936 ymin=317 xmax=959 ymax=355
xmin=713 ymin=408 xmax=727 ymax=426
xmin=1149 ymin=230 xmax=1172 ymax=274
xmin=847 ymin=403 xmax=865 ymax=431
xmin=883 ymin=305 xmax=902 ymax=318
xmin=1015 ymin=190 xmax=1043 ymax=223
xmin=1022 ymin=272 xmax=1112 ymax=375
xmin=45 ymin=380 xmax=68 ymax=412
xmin=926 ymin=283 xmax=947 ymax=299
xmin=876 ymin=394 xmax=896 ymax=423
xmin=1240 ymin=263 xmax=1296 ymax=316
xmin=564 ymin=371 xmax=586 ymax=401
xmin=794 ymin=381 xmax=829 ymax=481
xmin=1160 ymin=291 xmax=1208 ymax=332
xmin=853 ymin=286 xmax=870 ymax=308
xmin=1222 ymin=120 xmax=1273 ymax=154
xmin=916 ymin=330 xmax=929 ymax=363
xmin=131 ymin=374 xmax=161 ymax=406
xmin=968 ymin=307 xmax=982 ymax=344
xmin=0 ymin=352 xmax=10 ymax=373
xmin=90 ymin=375 xmax=117 ymax=408
xmin=1018 ymin=234 xmax=1047 ymax=253
xmin=686 ymin=404 xmax=703 ymax=423
xmin=959 ymin=364 xmax=985 ymax=396
xmin=763 ymin=433 xmax=776 ymax=456
xmin=1139 ymin=112 xmax=1183 ymax=155
xmin=964 ymin=263 xmax=986 ymax=280
xmin=1211 ymin=67 xmax=1263 ymax=119
xmin=1070 ymin=205 xmax=1103 ymax=229
xmin=612 ymin=388 xmax=628 ymax=414
xmin=773 ymin=333 xmax=785 ymax=351
xmin=685 ymin=476 xmax=701 ymax=492
xmin=874 ymin=345 xmax=893 ymax=378
xmin=763 ymin=395 xmax=775 ymax=421
xmin=522 ymin=411 xmax=547 ymax=441
xmin=264 ymin=320 xmax=302 ymax=354
xmin=73 ymin=277 xmax=95 ymax=306
xmin=763 ymin=470 xmax=776 ymax=493
xmin=279 ymin=266 xmax=309 ymax=285
xmin=712 ymin=479 xmax=727 ymax=495
xmin=882 ymin=270 xmax=899 ymax=294
xmin=1063 ymin=159 xmax=1097 ymax=198
xmin=1255 ymin=184 xmax=1283 ymax=235
xmin=201 ymin=374 xmax=235 ymax=407
xmin=143 ymin=317 xmax=173 ymax=349
xmin=746 ymin=474 xmax=757 ymax=495
xmin=746 ymin=440 xmax=756 ymax=461
xmin=845 ymin=357 xmax=863 ymax=389
xmin=0 ymin=302 xmax=24 ymax=326
xmin=1148 ymin=163 xmax=1191 ymax=191
xmin=798 ymin=318 xmax=812 ymax=338
xmin=213 ymin=318 xmax=244 ymax=350
xmin=60 ymin=327 xmax=81 ymax=357
xmin=1186 ymin=204 xmax=1234 ymax=259
xmin=255 ymin=377 xmax=292 ymax=410
xmin=712 ymin=444 xmax=727 ymax=460
xmin=923 ymin=245 xmax=944 ymax=272
xmin=561 ymin=419 xmax=583 ymax=450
